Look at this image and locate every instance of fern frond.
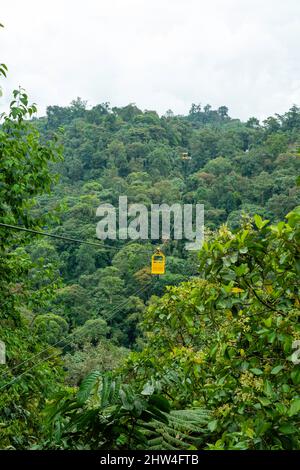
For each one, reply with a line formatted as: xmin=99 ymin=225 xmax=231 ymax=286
xmin=137 ymin=407 xmax=210 ymax=450
xmin=147 ymin=436 xmax=164 ymax=446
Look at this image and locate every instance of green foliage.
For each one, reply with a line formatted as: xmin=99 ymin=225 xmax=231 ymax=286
xmin=0 ymin=66 xmax=64 ymax=448
xmin=70 ymin=319 xmax=109 ymax=346
xmin=124 ymin=207 xmax=300 ymax=449
xmin=47 ymin=206 xmax=299 ymax=450
xmin=42 ymin=371 xmax=210 ymax=450
xmin=140 ymin=408 xmax=210 ymax=450
xmin=63 ymin=341 xmax=129 ymax=386
xmin=1 ymin=54 xmax=300 ymax=451
xmin=33 ymin=314 xmax=68 ymax=344
xmin=29 ymin=98 xmax=300 ymax=354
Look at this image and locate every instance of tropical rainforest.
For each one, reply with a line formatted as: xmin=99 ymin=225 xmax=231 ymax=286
xmin=0 ymin=60 xmax=299 ymax=450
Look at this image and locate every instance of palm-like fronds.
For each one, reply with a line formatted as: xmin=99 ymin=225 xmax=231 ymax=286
xmin=77 ymin=370 xmax=121 ymax=408
xmin=139 ymin=408 xmax=211 ymax=450
xmin=44 ymin=371 xmax=210 ymax=450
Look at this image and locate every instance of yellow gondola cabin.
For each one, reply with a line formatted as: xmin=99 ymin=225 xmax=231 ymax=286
xmin=151 ymin=250 xmax=165 ymax=275
xmin=181 ymin=152 xmax=191 ymax=160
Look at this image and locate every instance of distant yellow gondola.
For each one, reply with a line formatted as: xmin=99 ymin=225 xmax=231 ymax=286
xmin=151 ymin=250 xmax=165 ymax=275
xmin=181 ymin=152 xmax=191 ymax=160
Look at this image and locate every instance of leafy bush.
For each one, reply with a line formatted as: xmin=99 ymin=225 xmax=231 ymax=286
xmin=124 ymin=207 xmax=300 ymax=449
xmin=42 ymin=371 xmax=210 ymax=450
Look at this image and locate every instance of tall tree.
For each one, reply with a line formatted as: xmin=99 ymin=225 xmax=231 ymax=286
xmin=0 ymin=64 xmax=63 ymax=448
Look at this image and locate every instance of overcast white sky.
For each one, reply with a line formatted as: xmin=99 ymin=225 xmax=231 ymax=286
xmin=1 ymin=0 xmax=300 ymax=121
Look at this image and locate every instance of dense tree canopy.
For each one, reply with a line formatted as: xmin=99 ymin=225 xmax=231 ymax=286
xmin=0 ymin=60 xmax=299 ymax=450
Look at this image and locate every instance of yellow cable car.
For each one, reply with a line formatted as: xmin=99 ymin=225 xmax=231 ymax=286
xmin=181 ymin=152 xmax=191 ymax=160
xmin=151 ymin=249 xmax=165 ymax=275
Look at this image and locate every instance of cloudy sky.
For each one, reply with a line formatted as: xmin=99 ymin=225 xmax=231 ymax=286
xmin=1 ymin=0 xmax=300 ymax=121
